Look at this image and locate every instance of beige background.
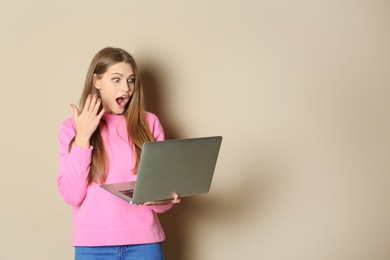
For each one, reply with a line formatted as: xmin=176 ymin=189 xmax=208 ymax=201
xmin=1 ymin=0 xmax=390 ymax=259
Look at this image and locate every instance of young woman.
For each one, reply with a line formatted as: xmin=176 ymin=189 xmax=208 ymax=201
xmin=57 ymin=47 xmax=180 ymax=259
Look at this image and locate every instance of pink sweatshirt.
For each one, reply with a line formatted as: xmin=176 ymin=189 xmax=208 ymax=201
xmin=57 ymin=112 xmax=173 ymax=246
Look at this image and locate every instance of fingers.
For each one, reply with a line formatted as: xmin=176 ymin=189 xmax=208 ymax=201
xmin=138 ymin=201 xmax=166 ymax=206
xmin=97 ymin=106 xmax=106 ymax=119
xmin=70 ymin=94 xmax=105 ymax=143
xmin=92 ymin=96 xmax=102 ymax=115
xmin=84 ymin=94 xmax=100 ymax=113
xmin=171 ymin=194 xmax=181 ymax=204
xmin=70 ymin=94 xmax=101 ymax=116
xmin=138 ymin=194 xmax=181 ymax=206
xmin=70 ymin=104 xmax=79 ymax=118
xmin=90 ymin=94 xmax=100 ymax=113
xmin=84 ymin=94 xmax=92 ymax=111
xmin=77 ymin=94 xmax=105 ymax=120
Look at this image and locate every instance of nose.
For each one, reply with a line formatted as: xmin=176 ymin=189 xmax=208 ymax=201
xmin=121 ymin=81 xmax=130 ymax=92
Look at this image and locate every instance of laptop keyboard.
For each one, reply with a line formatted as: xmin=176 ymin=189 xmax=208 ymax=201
xmin=119 ymin=189 xmax=134 ymax=198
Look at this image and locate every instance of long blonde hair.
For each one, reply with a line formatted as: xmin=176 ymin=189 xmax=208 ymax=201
xmin=70 ymin=47 xmax=154 ymax=185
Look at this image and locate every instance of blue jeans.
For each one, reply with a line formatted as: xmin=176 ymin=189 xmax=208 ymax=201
xmin=75 ymin=243 xmax=164 ymax=260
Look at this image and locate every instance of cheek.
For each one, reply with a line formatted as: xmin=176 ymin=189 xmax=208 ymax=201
xmin=100 ymin=82 xmax=115 ymax=94
xmin=99 ymin=88 xmax=114 ymax=104
xmin=131 ymin=84 xmax=136 ymax=94
xmin=100 ymin=94 xmax=110 ymax=106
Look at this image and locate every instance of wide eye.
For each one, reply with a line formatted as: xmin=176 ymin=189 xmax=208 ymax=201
xmin=128 ymin=78 xmax=136 ymax=84
xmin=112 ymin=78 xmax=120 ymax=83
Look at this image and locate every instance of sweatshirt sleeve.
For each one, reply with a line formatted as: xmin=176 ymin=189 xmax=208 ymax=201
xmin=145 ymin=112 xmax=165 ymax=142
xmin=56 ymin=118 xmax=91 ymax=206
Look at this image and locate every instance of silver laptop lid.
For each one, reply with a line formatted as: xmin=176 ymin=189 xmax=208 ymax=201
xmin=131 ymin=136 xmax=222 ymax=204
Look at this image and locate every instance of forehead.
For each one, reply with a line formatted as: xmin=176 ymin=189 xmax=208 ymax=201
xmin=105 ymin=62 xmax=134 ymax=76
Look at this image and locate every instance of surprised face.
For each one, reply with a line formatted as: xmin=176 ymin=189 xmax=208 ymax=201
xmin=94 ymin=62 xmax=135 ymax=115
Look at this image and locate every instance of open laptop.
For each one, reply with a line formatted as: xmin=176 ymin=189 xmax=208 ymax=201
xmin=100 ymin=136 xmax=222 ymax=204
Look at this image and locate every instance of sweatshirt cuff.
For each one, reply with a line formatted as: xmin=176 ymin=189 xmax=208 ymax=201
xmin=69 ymin=143 xmax=93 ymax=164
xmin=150 ymin=203 xmax=174 ymax=213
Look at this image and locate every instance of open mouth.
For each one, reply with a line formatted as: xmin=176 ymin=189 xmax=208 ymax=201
xmin=116 ymin=95 xmax=129 ymax=107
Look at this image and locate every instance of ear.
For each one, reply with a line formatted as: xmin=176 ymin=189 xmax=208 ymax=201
xmin=93 ymin=74 xmax=101 ymax=89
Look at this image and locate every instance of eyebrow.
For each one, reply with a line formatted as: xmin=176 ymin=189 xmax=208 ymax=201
xmin=111 ymin=72 xmax=135 ymax=78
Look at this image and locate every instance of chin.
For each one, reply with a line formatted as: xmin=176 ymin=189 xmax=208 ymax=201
xmin=114 ymin=109 xmax=126 ymax=115
xmin=106 ymin=106 xmax=124 ymax=115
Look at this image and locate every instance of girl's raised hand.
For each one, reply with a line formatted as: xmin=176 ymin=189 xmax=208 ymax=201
xmin=70 ymin=94 xmax=105 ymax=148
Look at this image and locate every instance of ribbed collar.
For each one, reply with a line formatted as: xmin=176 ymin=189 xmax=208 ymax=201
xmin=103 ymin=113 xmax=125 ymax=124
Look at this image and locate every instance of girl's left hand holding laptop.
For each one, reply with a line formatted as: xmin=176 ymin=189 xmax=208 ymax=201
xmin=137 ymin=194 xmax=181 ymax=206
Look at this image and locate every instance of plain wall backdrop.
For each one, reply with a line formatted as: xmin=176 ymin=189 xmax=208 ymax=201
xmin=1 ymin=0 xmax=389 ymax=259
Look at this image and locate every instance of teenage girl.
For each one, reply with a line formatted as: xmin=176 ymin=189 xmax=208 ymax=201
xmin=57 ymin=47 xmax=180 ymax=260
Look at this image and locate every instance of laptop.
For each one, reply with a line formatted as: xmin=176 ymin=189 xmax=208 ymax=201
xmin=100 ymin=136 xmax=222 ymax=204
